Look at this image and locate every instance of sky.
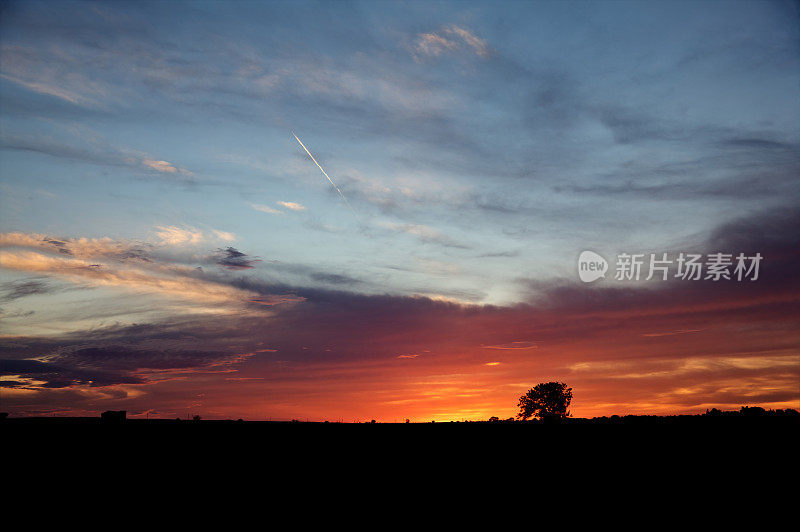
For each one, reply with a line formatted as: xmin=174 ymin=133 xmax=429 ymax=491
xmin=0 ymin=0 xmax=798 ymax=421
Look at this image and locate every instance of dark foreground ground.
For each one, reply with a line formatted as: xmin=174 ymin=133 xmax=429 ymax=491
xmin=3 ymin=414 xmax=797 ymax=483
xmin=4 ymin=413 xmax=797 ymax=448
xmin=4 ymin=413 xmax=799 ymax=427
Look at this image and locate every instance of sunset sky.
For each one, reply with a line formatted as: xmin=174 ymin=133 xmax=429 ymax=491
xmin=1 ymin=0 xmax=798 ymax=420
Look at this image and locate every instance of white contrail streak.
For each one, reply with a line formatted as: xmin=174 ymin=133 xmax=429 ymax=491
xmin=292 ymin=131 xmax=357 ymax=217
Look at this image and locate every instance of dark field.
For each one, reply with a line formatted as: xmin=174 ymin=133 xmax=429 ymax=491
xmin=4 ymin=412 xmax=797 ymax=445
xmin=4 ymin=413 xmax=797 ymax=479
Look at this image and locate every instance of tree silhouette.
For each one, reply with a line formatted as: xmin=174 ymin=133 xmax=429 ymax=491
xmin=517 ymin=382 xmax=573 ymax=420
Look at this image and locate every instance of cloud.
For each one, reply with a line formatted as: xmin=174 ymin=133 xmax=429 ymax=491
xmin=0 ymin=309 xmax=35 ymax=319
xmin=307 ymin=271 xmax=361 ymax=285
xmin=0 ymin=73 xmax=94 ymax=105
xmin=155 ymin=226 xmax=204 ymax=245
xmin=641 ymin=329 xmax=703 ymax=338
xmin=142 ymin=159 xmax=193 ymax=176
xmin=0 ymin=358 xmax=145 ymax=389
xmin=214 ymin=247 xmax=261 ymax=270
xmin=0 ymin=340 xmax=256 ymax=390
xmin=445 ymin=26 xmax=490 ymax=57
xmin=0 ymin=279 xmax=53 ymax=301
xmin=382 ymin=222 xmax=468 ymax=249
xmin=212 ymin=230 xmax=236 ymax=242
xmin=0 ymin=232 xmax=153 ymax=262
xmin=410 ymin=25 xmax=490 ymax=60
xmin=0 ymin=41 xmax=112 ymax=108
xmin=0 ymin=133 xmax=196 ymax=181
xmin=0 ymin=3 xmax=797 ymax=419
xmin=0 ymin=231 xmax=302 ymax=313
xmin=250 ymin=203 xmax=283 ymax=214
xmin=478 ymin=250 xmax=521 ymax=258
xmin=52 ymin=345 xmax=248 ymax=373
xmin=481 ymin=341 xmax=538 ymax=350
xmin=2 ymin=207 xmax=797 ymax=418
xmin=277 ymin=201 xmax=306 ymax=211
xmin=266 ymin=262 xmax=364 ymax=287
xmin=413 ymin=33 xmax=459 ymax=58
xmin=142 ymin=159 xmax=178 ymax=173
xmin=0 ymin=250 xmax=259 ymax=310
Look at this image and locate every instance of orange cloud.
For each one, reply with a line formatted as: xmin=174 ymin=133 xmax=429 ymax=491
xmin=0 ymin=232 xmax=302 ymax=313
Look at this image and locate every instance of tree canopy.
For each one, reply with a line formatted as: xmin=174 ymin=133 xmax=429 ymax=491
xmin=517 ymin=382 xmax=573 ymax=420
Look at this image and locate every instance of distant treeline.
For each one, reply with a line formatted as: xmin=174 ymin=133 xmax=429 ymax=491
xmin=483 ymin=406 xmax=798 ymax=424
xmin=2 ymin=405 xmax=798 ymax=425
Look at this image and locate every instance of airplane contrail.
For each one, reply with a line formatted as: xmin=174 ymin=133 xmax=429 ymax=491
xmin=292 ymin=131 xmax=357 ymax=217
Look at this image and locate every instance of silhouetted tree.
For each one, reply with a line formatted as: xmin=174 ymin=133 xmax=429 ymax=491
xmin=517 ymin=381 xmax=573 ymax=420
xmin=740 ymin=406 xmax=765 ymax=417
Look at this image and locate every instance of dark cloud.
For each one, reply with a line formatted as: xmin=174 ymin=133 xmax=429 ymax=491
xmin=248 ymin=261 xmax=365 ymax=288
xmin=520 ymin=208 xmax=800 ymax=343
xmin=477 ymin=250 xmax=520 ymax=258
xmin=1 ymin=135 xmax=131 ymax=169
xmin=2 ymin=204 xmax=797 ymax=412
xmin=1 ymin=358 xmax=54 ymax=374
xmin=53 ymin=345 xmax=242 ymax=372
xmin=0 ymin=341 xmax=249 ymax=390
xmin=0 ymin=278 xmax=52 ymax=301
xmin=0 ymin=357 xmax=145 ymax=389
xmin=308 ymin=272 xmax=362 ymax=285
xmin=214 ymin=247 xmax=261 ymax=270
xmin=117 ymin=246 xmax=153 ymax=262
xmin=43 ymin=238 xmax=71 ymax=255
xmin=723 ymin=138 xmax=798 ymax=151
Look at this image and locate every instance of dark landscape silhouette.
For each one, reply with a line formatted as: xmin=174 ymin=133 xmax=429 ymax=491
xmin=3 ymin=382 xmax=798 ymax=429
xmin=3 ymin=405 xmax=797 ymax=425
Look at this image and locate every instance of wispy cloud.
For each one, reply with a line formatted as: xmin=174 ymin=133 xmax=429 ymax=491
xmin=445 ymin=26 xmax=490 ymax=57
xmin=0 ymin=43 xmax=111 ymax=107
xmin=0 ymin=133 xmax=195 ymax=181
xmin=641 ymin=329 xmax=703 ymax=338
xmin=0 ymin=231 xmax=302 ymax=313
xmin=481 ymin=341 xmax=538 ymax=350
xmin=277 ymin=201 xmax=306 ymax=211
xmin=382 ymin=222 xmax=468 ymax=249
xmin=250 ymin=203 xmax=283 ymax=215
xmin=211 ymin=230 xmax=236 ymax=242
xmin=142 ymin=159 xmax=193 ymax=176
xmin=0 ymin=278 xmax=53 ymax=302
xmin=0 ymin=73 xmax=95 ymax=105
xmin=152 ymin=226 xmax=235 ymax=246
xmin=410 ymin=25 xmax=489 ymax=61
xmin=413 ymin=32 xmax=459 ymax=58
xmin=155 ymin=226 xmax=204 ymax=246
